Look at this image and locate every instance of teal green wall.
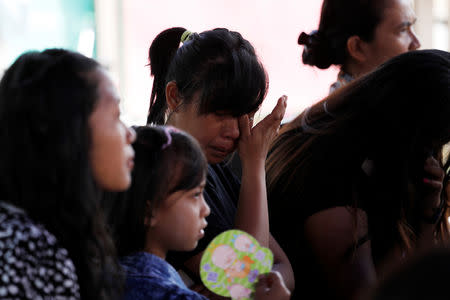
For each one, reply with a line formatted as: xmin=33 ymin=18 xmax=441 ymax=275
xmin=0 ymin=0 xmax=96 ymax=70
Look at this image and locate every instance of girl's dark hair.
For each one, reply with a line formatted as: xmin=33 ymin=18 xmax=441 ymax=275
xmin=147 ymin=27 xmax=268 ymax=125
xmin=267 ymin=50 xmax=450 ymax=264
xmin=106 ymin=125 xmax=207 ymax=256
xmin=298 ymin=0 xmax=387 ymax=69
xmin=0 ymin=49 xmax=121 ymax=300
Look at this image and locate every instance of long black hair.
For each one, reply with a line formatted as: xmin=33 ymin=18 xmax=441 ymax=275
xmin=106 ymin=125 xmax=207 ymax=257
xmin=0 ymin=49 xmax=121 ymax=300
xmin=147 ymin=27 xmax=268 ymax=124
xmin=267 ymin=49 xmax=450 ymax=264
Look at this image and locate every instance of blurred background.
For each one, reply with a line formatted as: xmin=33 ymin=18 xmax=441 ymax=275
xmin=0 ymin=0 xmax=449 ymax=125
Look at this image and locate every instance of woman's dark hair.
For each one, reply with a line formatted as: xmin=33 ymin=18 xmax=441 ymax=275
xmin=106 ymin=125 xmax=207 ymax=256
xmin=298 ymin=0 xmax=387 ymax=69
xmin=147 ymin=27 xmax=268 ymax=125
xmin=267 ymin=49 xmax=450 ymax=264
xmin=0 ymin=49 xmax=121 ymax=300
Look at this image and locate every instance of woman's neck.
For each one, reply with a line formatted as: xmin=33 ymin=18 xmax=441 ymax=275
xmin=342 ymin=60 xmax=373 ymax=79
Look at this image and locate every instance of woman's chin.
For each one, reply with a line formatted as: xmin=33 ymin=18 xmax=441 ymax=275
xmin=206 ymin=150 xmax=234 ymax=164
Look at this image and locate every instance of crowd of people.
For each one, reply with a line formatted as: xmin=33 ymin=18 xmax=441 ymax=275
xmin=0 ymin=0 xmax=449 ymax=299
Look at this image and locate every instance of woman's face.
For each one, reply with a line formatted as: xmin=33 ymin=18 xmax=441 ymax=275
xmin=361 ymin=0 xmax=420 ymax=73
xmin=168 ymin=100 xmax=249 ymax=164
xmin=89 ymin=68 xmax=135 ymax=191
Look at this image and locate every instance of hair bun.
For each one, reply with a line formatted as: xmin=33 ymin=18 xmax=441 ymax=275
xmin=298 ymin=30 xmax=318 ymax=46
xmin=298 ymin=30 xmax=335 ymax=69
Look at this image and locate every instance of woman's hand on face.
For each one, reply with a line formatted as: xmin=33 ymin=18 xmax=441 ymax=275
xmin=238 ymin=95 xmax=287 ymax=167
xmin=254 ymin=271 xmax=291 ymax=300
xmin=421 ymin=156 xmax=445 ymax=218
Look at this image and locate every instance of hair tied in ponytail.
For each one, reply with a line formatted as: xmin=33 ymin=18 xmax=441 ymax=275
xmin=180 ymin=30 xmax=194 ymax=44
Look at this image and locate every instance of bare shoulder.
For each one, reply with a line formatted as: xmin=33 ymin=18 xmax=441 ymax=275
xmin=304 ymin=206 xmax=375 ymax=299
xmin=304 ymin=206 xmax=368 ymax=261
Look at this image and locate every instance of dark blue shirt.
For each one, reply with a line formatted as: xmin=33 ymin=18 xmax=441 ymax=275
xmin=120 ymin=252 xmax=208 ymax=300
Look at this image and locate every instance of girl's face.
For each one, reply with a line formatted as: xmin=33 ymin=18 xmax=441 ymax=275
xmin=147 ymin=179 xmax=210 ymax=258
xmin=360 ymin=0 xmax=420 ymax=73
xmin=89 ymin=68 xmax=136 ymax=191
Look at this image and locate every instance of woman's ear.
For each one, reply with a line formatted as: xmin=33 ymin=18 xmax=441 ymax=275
xmin=166 ymin=81 xmax=183 ymax=112
xmin=346 ymin=35 xmax=368 ymax=63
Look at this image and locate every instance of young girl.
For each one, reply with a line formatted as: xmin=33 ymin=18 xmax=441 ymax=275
xmin=146 ymin=27 xmax=294 ymax=296
xmin=106 ymin=125 xmax=291 ymax=300
xmin=0 ymin=49 xmax=135 ymax=299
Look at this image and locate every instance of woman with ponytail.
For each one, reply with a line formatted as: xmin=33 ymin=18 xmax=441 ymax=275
xmin=146 ymin=27 xmax=295 ymax=297
xmin=298 ymin=0 xmax=420 ymax=94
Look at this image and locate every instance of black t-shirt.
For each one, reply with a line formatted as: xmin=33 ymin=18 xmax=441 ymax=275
xmin=167 ymin=163 xmax=240 ymax=283
xmin=268 ymin=174 xmax=351 ymax=300
xmin=268 ymin=146 xmax=371 ymax=300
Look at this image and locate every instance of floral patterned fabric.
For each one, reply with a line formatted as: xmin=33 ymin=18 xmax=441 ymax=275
xmin=0 ymin=201 xmax=80 ymax=299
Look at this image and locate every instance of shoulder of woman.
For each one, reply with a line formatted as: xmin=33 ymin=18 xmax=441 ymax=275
xmin=305 ymin=206 xmax=368 ymax=259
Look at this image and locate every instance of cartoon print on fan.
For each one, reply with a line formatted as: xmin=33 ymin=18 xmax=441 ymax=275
xmin=200 ymin=230 xmax=273 ymax=300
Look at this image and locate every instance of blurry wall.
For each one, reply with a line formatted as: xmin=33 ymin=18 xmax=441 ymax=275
xmin=95 ymin=0 xmax=450 ymax=126
xmin=0 ymin=0 xmax=95 ymax=69
xmin=0 ymin=0 xmax=448 ymax=126
xmin=95 ymin=0 xmax=338 ymax=126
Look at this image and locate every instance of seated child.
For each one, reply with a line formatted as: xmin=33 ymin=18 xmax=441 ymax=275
xmin=106 ymin=125 xmax=291 ymax=300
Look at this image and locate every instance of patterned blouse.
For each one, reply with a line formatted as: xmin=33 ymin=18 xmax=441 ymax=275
xmin=0 ymin=201 xmax=80 ymax=299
